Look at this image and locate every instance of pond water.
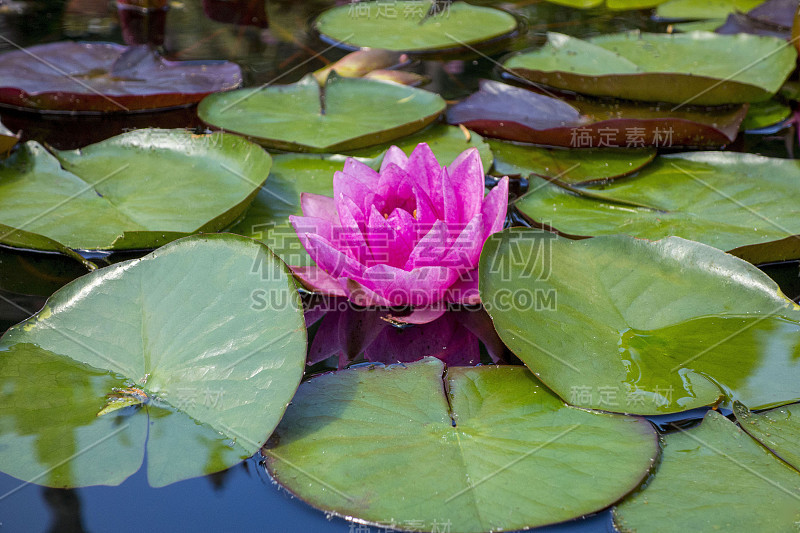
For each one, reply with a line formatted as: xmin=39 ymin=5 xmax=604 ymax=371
xmin=1 ymin=1 xmax=799 ymax=532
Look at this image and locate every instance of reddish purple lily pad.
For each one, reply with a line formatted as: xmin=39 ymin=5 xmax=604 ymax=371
xmin=0 ymin=42 xmax=242 ymax=113
xmin=447 ymin=80 xmax=747 ymax=148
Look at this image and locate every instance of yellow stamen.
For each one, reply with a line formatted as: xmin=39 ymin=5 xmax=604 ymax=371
xmin=413 ymin=209 xmax=418 ymax=219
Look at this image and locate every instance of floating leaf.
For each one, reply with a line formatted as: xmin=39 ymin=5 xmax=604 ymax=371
xmin=656 ymin=0 xmax=766 ymax=20
xmin=613 ymin=411 xmax=800 ymax=532
xmin=0 ymin=129 xmax=270 ymax=252
xmin=504 ymin=32 xmax=796 ymax=105
xmin=515 ymin=152 xmax=800 ymax=264
xmin=741 ymin=100 xmax=791 ymax=130
xmin=480 ymin=230 xmax=800 ymax=415
xmin=734 ymin=401 xmax=800 ymax=471
xmin=0 ymin=42 xmax=242 ymax=112
xmin=198 ymin=74 xmax=445 ymax=152
xmin=230 ymin=124 xmax=492 ymax=266
xmin=264 ymin=358 xmax=657 ymax=533
xmin=447 ymin=80 xmax=746 ymax=147
xmin=0 ymin=233 xmax=307 ymax=488
xmin=488 ymin=138 xmax=655 ymax=184
xmin=547 ymin=0 xmax=667 ymax=8
xmin=313 ymin=1 xmax=518 ymax=53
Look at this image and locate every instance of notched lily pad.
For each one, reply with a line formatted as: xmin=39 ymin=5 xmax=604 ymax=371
xmin=734 ymin=401 xmax=800 ymax=472
xmin=515 ymin=151 xmax=800 ymax=264
xmin=313 ymin=1 xmax=519 ymax=53
xmin=0 ymin=42 xmax=242 ymax=112
xmin=504 ymin=32 xmax=796 ymax=105
xmin=447 ymin=80 xmax=747 ymax=147
xmin=263 ymin=358 xmax=657 ymax=533
xmin=480 ymin=230 xmax=800 ymax=415
xmin=0 ymin=233 xmax=307 ymax=488
xmin=613 ymin=411 xmax=800 ymax=532
xmin=0 ymin=128 xmax=270 ymax=252
xmin=198 ymin=74 xmax=445 ymax=152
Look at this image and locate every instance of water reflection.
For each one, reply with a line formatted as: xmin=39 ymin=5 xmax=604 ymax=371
xmin=304 ymin=296 xmax=511 ymax=373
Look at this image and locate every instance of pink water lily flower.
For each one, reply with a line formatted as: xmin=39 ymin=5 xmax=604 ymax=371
xmin=289 ymin=143 xmax=508 ymax=319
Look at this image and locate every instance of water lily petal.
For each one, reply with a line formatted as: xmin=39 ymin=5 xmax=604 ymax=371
xmin=405 ymin=219 xmax=451 ymax=270
xmin=360 ymin=264 xmax=459 ymax=306
xmin=443 ymin=269 xmax=481 ymax=305
xmin=406 ymin=143 xmax=442 ymax=201
xmin=480 ymin=176 xmax=509 ymax=240
xmin=412 ymin=184 xmax=439 ymax=226
xmin=344 ymin=278 xmax=394 ymax=306
xmin=290 ymin=265 xmax=348 ymax=297
xmin=300 ymin=192 xmax=340 ymax=224
xmin=379 ymin=145 xmax=409 ymax=173
xmin=299 ymin=232 xmax=365 ymax=279
xmin=442 ymin=213 xmax=484 ymax=271
xmin=375 ymin=163 xmax=415 ymax=214
xmin=385 ymin=207 xmax=416 ymax=265
xmin=290 ymin=214 xmax=334 ymax=242
xmin=447 ymin=147 xmax=484 ymax=222
xmin=335 ymin=195 xmax=372 ymax=264
xmin=366 ymin=205 xmax=401 ymax=267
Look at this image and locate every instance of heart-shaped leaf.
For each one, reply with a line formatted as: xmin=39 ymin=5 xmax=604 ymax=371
xmin=488 ymin=138 xmax=655 ymax=184
xmin=613 ymin=411 xmax=800 ymax=532
xmin=0 ymin=233 xmax=307 ymax=488
xmin=313 ymin=1 xmax=518 ymax=53
xmin=515 ymin=151 xmax=800 ymax=264
xmin=447 ymin=80 xmax=747 ymax=147
xmin=0 ymin=128 xmax=270 ymax=252
xmin=0 ymin=42 xmax=242 ymax=112
xmin=480 ymin=230 xmax=800 ymax=415
xmin=264 ymin=358 xmax=657 ymax=533
xmin=504 ymin=32 xmax=796 ymax=105
xmin=734 ymin=401 xmax=800 ymax=472
xmin=198 ymin=74 xmax=445 ymax=152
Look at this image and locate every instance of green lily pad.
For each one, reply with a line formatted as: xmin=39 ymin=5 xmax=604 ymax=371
xmin=488 ymin=139 xmax=655 ymax=184
xmin=504 ymin=31 xmax=796 ymax=105
xmin=197 ymin=74 xmax=445 ymax=152
xmin=741 ymin=99 xmax=792 ymax=130
xmin=613 ymin=411 xmax=800 ymax=532
xmin=479 ymin=230 xmax=800 ymax=415
xmin=656 ymin=0 xmax=765 ymax=20
xmin=313 ymin=1 xmax=518 ymax=53
xmin=0 ymin=233 xmax=306 ymax=488
xmin=0 ymin=129 xmax=270 ymax=252
xmin=264 ymin=358 xmax=658 ymax=533
xmin=734 ymin=402 xmax=800 ymax=471
xmin=515 ymin=152 xmax=800 ymax=264
xmin=229 ymin=125 xmax=492 ymax=266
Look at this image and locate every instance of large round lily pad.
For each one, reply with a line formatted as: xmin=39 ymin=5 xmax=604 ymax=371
xmin=504 ymin=31 xmax=796 ymax=105
xmin=516 ymin=151 xmax=800 ymax=264
xmin=198 ymin=74 xmax=445 ymax=152
xmin=0 ymin=42 xmax=242 ymax=112
xmin=0 ymin=128 xmax=270 ymax=252
xmin=613 ymin=411 xmax=800 ymax=532
xmin=264 ymin=357 xmax=657 ymax=533
xmin=0 ymin=233 xmax=307 ymax=488
xmin=479 ymin=230 xmax=800 ymax=415
xmin=734 ymin=401 xmax=800 ymax=471
xmin=313 ymin=1 xmax=518 ymax=53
